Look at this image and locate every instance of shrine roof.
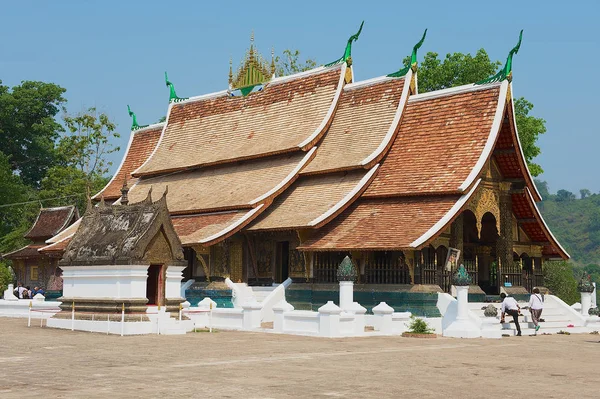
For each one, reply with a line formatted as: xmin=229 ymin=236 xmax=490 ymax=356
xmin=134 ymin=65 xmax=345 ymax=177
xmin=24 ymin=206 xmax=78 ymax=240
xmin=298 ymin=180 xmax=480 ymax=251
xmin=172 ymin=208 xmax=264 ymax=246
xmin=247 ymin=167 xmax=378 ymax=231
xmin=364 ymin=82 xmax=507 ymax=198
xmin=301 ymin=74 xmax=409 ymax=174
xmin=126 ymin=151 xmax=313 ymax=214
xmin=92 ymin=123 xmax=163 ymax=200
xmin=511 ymin=188 xmax=569 ymax=259
xmin=60 ymin=194 xmax=184 ymax=266
xmin=2 ymin=245 xmax=46 ymax=260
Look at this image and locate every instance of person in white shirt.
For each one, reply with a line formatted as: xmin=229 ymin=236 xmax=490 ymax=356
xmin=528 ymin=287 xmax=544 ymax=332
xmin=500 ymin=293 xmax=522 ymax=336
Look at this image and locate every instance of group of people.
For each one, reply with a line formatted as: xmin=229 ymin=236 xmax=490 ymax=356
xmin=13 ymin=282 xmax=45 ymax=299
xmin=500 ymin=287 xmax=544 ymax=336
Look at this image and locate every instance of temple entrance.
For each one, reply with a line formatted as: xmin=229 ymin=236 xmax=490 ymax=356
xmin=146 ymin=264 xmax=164 ymax=306
xmin=275 ymin=241 xmax=289 ymax=283
xmin=479 ymin=212 xmax=499 ymax=295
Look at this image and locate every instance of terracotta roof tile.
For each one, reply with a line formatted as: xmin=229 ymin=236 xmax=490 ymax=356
xmin=24 ymin=206 xmax=77 ymax=240
xmin=298 ymin=196 xmax=461 ymax=251
xmin=135 ymin=66 xmax=343 ymax=176
xmin=2 ymin=245 xmax=46 ymax=259
xmin=127 ymin=152 xmax=310 ymax=214
xmin=173 ymin=211 xmax=254 ymax=245
xmin=39 ymin=237 xmax=71 ymax=255
xmin=302 ymin=78 xmax=405 ymax=174
xmin=364 ymin=85 xmax=502 ymax=197
xmin=93 ymin=125 xmax=162 ymax=200
xmin=248 ymin=169 xmax=376 ymax=231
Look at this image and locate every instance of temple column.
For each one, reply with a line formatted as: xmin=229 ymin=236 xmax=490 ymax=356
xmin=497 ymin=183 xmax=513 ymax=283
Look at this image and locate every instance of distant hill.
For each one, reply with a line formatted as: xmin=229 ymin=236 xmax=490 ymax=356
xmin=536 ymin=180 xmax=600 ymax=266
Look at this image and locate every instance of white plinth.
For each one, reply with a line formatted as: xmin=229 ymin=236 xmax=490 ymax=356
xmin=339 ymin=281 xmax=354 ymax=311
xmin=443 ymin=286 xmax=480 ymax=338
xmin=581 ymin=292 xmax=592 ymax=316
xmin=318 ymin=301 xmax=342 ymax=337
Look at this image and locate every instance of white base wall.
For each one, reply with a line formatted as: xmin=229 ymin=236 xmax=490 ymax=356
xmin=0 ymin=299 xmax=61 ymax=319
xmin=62 ymin=265 xmax=150 ymax=299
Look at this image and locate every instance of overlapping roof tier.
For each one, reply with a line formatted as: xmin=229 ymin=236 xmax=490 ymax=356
xmin=23 ymin=206 xmax=78 ymax=240
xmin=126 ymin=151 xmax=313 ymax=214
xmin=93 ymin=123 xmax=163 ymax=200
xmin=302 ymin=75 xmax=407 ymax=174
xmin=134 ymin=64 xmax=346 ymax=177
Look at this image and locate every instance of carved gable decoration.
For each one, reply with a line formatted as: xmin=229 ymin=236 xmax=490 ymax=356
xmin=60 ymin=192 xmax=185 ymax=267
xmin=466 ymin=185 xmax=500 ymax=236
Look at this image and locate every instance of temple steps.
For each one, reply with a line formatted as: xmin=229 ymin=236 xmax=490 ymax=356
xmin=250 ymin=286 xmax=277 ymax=303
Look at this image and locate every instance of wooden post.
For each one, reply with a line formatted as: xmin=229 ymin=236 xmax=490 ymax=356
xmin=121 ymin=303 xmax=125 ymax=337
xmin=71 ymin=301 xmax=75 ymax=331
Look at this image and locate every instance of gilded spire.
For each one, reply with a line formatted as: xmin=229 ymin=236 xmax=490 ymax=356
xmin=165 ymin=71 xmax=187 ymax=103
xmin=230 ymin=30 xmax=273 ymax=96
xmin=387 ymin=29 xmax=428 ymax=78
xmin=476 ymin=30 xmax=523 ymax=85
xmin=325 ymin=21 xmax=365 ymax=67
xmin=228 ymin=57 xmax=233 ymax=86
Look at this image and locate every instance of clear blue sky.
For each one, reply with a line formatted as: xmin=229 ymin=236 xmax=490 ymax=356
xmin=2 ymin=0 xmax=598 ymax=194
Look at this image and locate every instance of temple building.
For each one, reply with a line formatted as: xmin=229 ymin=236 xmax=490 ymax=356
xmin=39 ymin=27 xmax=568 ymax=313
xmin=3 ymin=206 xmax=78 ymax=295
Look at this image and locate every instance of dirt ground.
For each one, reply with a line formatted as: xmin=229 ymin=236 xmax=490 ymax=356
xmin=1 ymin=318 xmax=599 ymax=398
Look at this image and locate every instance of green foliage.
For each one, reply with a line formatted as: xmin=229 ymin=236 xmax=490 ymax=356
xmin=405 ymin=49 xmax=500 ymax=92
xmin=39 ymin=166 xmax=108 ymax=212
xmin=0 ymin=152 xmax=36 ymax=239
xmin=543 ymin=261 xmax=579 ymax=305
xmin=580 ymin=189 xmax=592 ymax=199
xmin=275 ymin=49 xmax=317 ymax=77
xmin=514 ymin=98 xmax=545 ymax=176
xmin=407 ymin=315 xmax=435 ymax=334
xmin=0 ymin=80 xmax=66 ymax=186
xmin=412 ymin=51 xmax=545 ymax=176
xmin=536 ymin=180 xmax=600 ymax=266
xmin=0 ymin=260 xmax=14 ymax=293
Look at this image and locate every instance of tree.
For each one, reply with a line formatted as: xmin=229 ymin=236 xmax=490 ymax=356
xmin=0 ymin=152 xmax=34 ymax=237
xmin=543 ymin=261 xmax=579 ymax=305
xmin=39 ymin=108 xmax=118 ymax=211
xmin=409 ymin=51 xmax=546 ymax=176
xmin=534 ymin=179 xmax=551 ymax=199
xmin=580 ymin=189 xmax=592 ymax=199
xmin=275 ymin=49 xmax=317 ymax=77
xmin=0 ymin=80 xmax=66 ymax=186
xmin=556 ymin=189 xmax=576 ymax=202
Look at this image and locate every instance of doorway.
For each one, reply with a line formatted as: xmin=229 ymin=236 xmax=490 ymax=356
xmin=275 ymin=241 xmax=289 ymax=283
xmin=146 ymin=264 xmax=164 ymax=306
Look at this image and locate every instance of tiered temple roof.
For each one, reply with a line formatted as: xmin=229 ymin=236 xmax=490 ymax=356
xmin=40 ymin=29 xmax=567 ymax=260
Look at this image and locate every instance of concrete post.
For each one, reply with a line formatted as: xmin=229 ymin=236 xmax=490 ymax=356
xmin=318 ymin=301 xmax=342 ymax=338
xmin=581 ymin=292 xmax=592 ymax=316
xmin=455 ymin=286 xmax=469 ymax=320
xmin=242 ymin=300 xmax=262 ymax=330
xmin=272 ymin=300 xmax=294 ymax=333
xmin=339 ymin=281 xmax=354 ymax=311
xmin=346 ymin=302 xmax=367 ymax=335
xmin=372 ymin=302 xmax=394 ymax=333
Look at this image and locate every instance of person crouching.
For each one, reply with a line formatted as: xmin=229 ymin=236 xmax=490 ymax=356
xmin=500 ymin=293 xmax=522 ymax=336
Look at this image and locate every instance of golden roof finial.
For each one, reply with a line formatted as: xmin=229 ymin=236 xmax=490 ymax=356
xmin=228 ymin=57 xmax=233 ymax=85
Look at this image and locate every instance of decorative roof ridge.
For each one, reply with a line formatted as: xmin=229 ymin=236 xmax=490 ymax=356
xmin=297 ymin=63 xmax=348 ymax=150
xmin=507 ymin=82 xmax=542 ymax=202
xmin=523 ymin=187 xmax=570 ymax=259
xmin=343 ymin=74 xmax=404 ymax=91
xmin=360 ymin=68 xmax=413 ymax=167
xmin=249 ymin=147 xmax=317 ymax=205
xmin=1 ymin=244 xmax=31 ymax=258
xmin=132 ymin=122 xmax=165 ymax=134
xmin=269 ymin=63 xmax=339 ymax=86
xmin=325 ymin=21 xmax=364 ymax=67
xmin=40 ymin=205 xmax=76 ymax=212
xmin=476 ymin=30 xmax=523 ymax=85
xmin=409 ymin=81 xmax=503 ymax=103
xmin=386 ymin=29 xmax=428 ymax=78
xmin=361 ymin=190 xmax=463 ymax=199
xmin=410 ymin=179 xmax=482 ymax=248
xmin=170 ymin=89 xmax=229 ymax=106
xmin=458 ymin=80 xmax=509 ymax=192
xmin=307 ymin=164 xmax=380 ymax=228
